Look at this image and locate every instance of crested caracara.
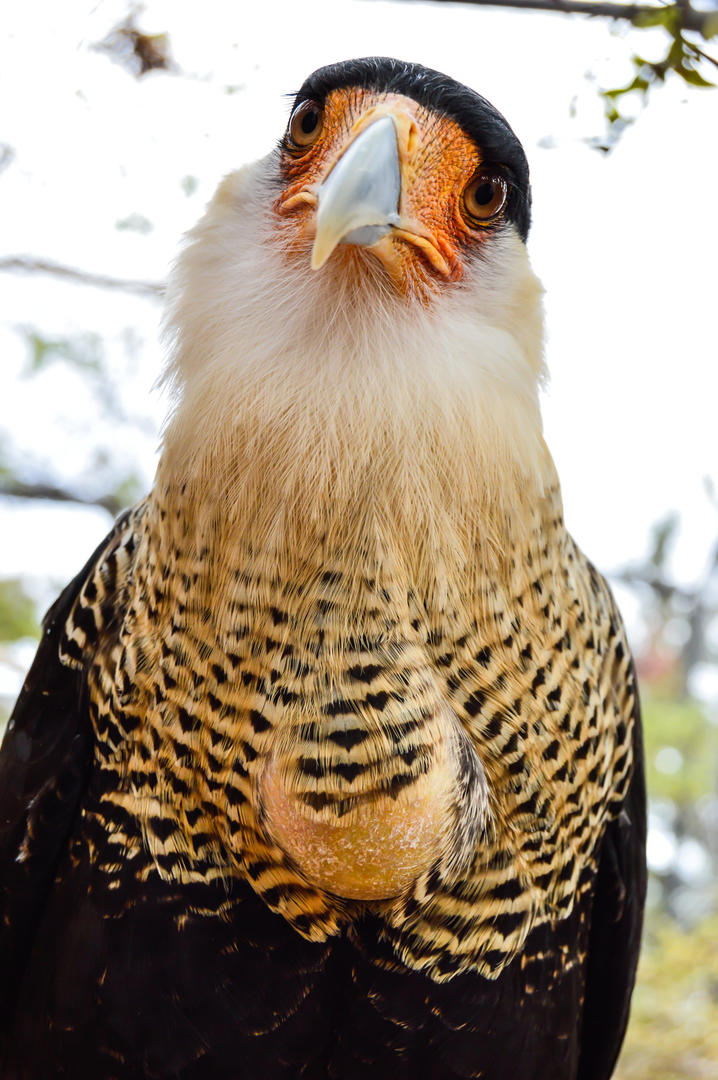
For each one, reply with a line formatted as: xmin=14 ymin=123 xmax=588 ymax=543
xmin=0 ymin=57 xmax=646 ymax=1080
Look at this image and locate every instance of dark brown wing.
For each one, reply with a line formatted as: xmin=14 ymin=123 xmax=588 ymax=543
xmin=578 ymin=677 xmax=647 ymax=1080
xmin=0 ymin=517 xmax=129 ymax=1048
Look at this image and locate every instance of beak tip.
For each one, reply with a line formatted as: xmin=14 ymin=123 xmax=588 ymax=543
xmin=308 ymin=113 xmax=401 ymax=274
xmin=310 ymin=241 xmax=330 ymax=271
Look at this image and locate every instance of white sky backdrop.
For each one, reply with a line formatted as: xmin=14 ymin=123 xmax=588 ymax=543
xmin=1 ymin=0 xmax=717 ymax=699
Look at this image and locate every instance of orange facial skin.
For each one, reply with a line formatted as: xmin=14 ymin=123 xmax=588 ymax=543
xmin=275 ymin=88 xmax=505 ymax=298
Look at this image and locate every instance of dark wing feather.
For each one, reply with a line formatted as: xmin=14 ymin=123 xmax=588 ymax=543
xmin=578 ymin=676 xmax=647 ymax=1080
xmin=0 ymin=518 xmax=127 ymax=1046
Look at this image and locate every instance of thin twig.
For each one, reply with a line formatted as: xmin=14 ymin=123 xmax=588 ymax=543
xmin=687 ymin=40 xmax=718 ymax=71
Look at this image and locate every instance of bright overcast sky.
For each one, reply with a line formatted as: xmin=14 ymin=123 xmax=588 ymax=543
xmin=1 ymin=0 xmax=717 ymax=663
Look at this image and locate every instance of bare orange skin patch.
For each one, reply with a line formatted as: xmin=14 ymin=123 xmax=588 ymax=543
xmin=275 ymin=88 xmax=501 ymax=298
xmin=260 ymin=750 xmax=453 ymax=901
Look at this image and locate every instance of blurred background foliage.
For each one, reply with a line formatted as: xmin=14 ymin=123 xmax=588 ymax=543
xmin=400 ymin=0 xmax=718 ymax=148
xmin=614 ymin=509 xmax=718 ymax=1077
xmin=1 ymin=1 xmax=717 ymax=1075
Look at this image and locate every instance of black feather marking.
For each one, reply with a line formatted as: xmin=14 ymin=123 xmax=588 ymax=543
xmin=327 ymin=727 xmax=369 ymax=751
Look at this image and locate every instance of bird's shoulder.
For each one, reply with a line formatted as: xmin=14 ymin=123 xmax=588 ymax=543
xmin=0 ymin=503 xmax=143 ymax=1039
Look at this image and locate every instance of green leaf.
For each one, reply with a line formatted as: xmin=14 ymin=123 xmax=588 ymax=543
xmin=666 ymin=35 xmax=687 ymax=70
xmin=603 ymin=101 xmax=622 ymax=126
xmin=675 ymin=64 xmax=715 ymax=88
xmin=604 ymin=75 xmax=651 ymax=100
xmin=633 ymin=9 xmax=673 ymax=29
xmin=633 ymin=6 xmax=681 ymax=33
xmin=703 ymin=12 xmax=718 ymax=40
xmin=26 ymin=331 xmax=58 ymax=373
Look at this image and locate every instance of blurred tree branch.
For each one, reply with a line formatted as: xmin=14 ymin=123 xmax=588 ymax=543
xmin=613 ymin=509 xmax=718 ymax=697
xmin=0 ymin=479 xmax=124 ymax=517
xmin=0 ymin=257 xmax=163 ymax=298
xmin=379 ymin=0 xmax=717 ymax=145
xmin=381 ymin=0 xmax=718 ymax=37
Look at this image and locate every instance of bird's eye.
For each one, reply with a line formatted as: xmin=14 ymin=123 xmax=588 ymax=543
xmin=288 ymin=100 xmax=324 ymax=150
xmin=462 ymin=172 xmax=508 ymax=227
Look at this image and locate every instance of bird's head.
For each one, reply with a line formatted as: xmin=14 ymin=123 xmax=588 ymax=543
xmin=162 ymin=58 xmax=552 ymax=569
xmin=274 ymin=57 xmax=531 ymax=300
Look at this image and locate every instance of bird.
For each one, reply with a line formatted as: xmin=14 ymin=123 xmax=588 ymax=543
xmin=0 ymin=57 xmax=646 ymax=1080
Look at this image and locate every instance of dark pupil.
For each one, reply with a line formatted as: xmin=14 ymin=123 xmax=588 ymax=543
xmin=474 ymin=181 xmax=495 ymax=206
xmin=300 ymin=108 xmax=318 ymax=135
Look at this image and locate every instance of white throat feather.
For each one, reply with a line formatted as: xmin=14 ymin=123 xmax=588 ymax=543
xmin=158 ymin=156 xmax=558 ymax=601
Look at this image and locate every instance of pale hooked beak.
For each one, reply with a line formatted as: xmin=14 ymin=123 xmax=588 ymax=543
xmin=311 ymin=115 xmax=402 ymax=271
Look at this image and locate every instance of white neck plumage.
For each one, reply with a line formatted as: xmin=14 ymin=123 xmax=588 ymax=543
xmin=157 ymin=156 xmax=558 ymax=593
